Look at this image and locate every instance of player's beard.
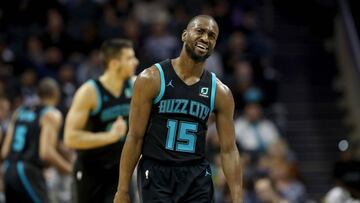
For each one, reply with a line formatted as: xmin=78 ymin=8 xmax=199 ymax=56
xmin=185 ymin=43 xmax=212 ymax=62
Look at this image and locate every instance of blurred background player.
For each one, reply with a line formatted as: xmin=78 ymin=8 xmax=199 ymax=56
xmin=1 ymin=78 xmax=72 ymax=203
xmin=64 ymin=39 xmax=138 ymax=203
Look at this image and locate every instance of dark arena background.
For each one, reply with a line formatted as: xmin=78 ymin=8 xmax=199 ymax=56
xmin=0 ymin=0 xmax=360 ymax=202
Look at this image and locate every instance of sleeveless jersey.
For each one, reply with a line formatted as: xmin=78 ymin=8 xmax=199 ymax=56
xmin=7 ymin=105 xmax=52 ymax=168
xmin=142 ymin=59 xmax=217 ymax=163
xmin=76 ymin=79 xmax=133 ymax=167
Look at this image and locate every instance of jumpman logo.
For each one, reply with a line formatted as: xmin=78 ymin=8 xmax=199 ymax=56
xmin=205 ymin=169 xmax=211 ymax=176
xmin=166 ymin=80 xmax=175 ymax=88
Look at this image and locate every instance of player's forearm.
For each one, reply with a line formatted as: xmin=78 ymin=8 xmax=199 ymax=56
xmin=221 ymin=146 xmax=243 ymax=202
xmin=1 ymin=146 xmax=9 ymax=160
xmin=118 ymin=134 xmax=143 ymax=192
xmin=1 ymin=142 xmax=10 ymax=160
xmin=64 ymin=130 xmax=117 ymax=149
xmin=1 ymin=124 xmax=14 ymax=159
xmin=44 ymin=148 xmax=72 ymax=174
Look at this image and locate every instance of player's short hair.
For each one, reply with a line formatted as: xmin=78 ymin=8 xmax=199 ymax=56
xmin=100 ymin=39 xmax=133 ymax=69
xmin=37 ymin=77 xmax=60 ymax=99
xmin=186 ymin=15 xmax=217 ymax=29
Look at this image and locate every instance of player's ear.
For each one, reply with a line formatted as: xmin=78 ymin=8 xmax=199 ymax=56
xmin=108 ymin=59 xmax=118 ymax=70
xmin=181 ymin=29 xmax=187 ymax=42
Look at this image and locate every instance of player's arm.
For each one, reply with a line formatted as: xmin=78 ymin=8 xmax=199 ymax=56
xmin=114 ymin=66 xmax=159 ymax=203
xmin=214 ymin=80 xmax=243 ymax=203
xmin=39 ymin=109 xmax=72 ymax=174
xmin=64 ymin=83 xmax=126 ymax=149
xmin=1 ymin=111 xmax=18 ymax=159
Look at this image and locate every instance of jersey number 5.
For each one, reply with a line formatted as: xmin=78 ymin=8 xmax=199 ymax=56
xmin=12 ymin=125 xmax=27 ymax=152
xmin=165 ymin=119 xmax=198 ymax=153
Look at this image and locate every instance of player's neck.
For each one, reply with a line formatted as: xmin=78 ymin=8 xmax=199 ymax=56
xmin=40 ymin=98 xmax=56 ymax=107
xmin=175 ymin=51 xmax=205 ymax=78
xmin=99 ymin=71 xmax=124 ymax=97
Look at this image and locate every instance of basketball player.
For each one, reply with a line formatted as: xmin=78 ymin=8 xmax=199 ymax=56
xmin=114 ymin=15 xmax=243 ymax=203
xmin=64 ymin=39 xmax=138 ymax=203
xmin=2 ymin=78 xmax=72 ymax=203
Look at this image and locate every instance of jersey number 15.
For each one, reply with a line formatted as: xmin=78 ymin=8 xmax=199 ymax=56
xmin=165 ymin=119 xmax=198 ymax=153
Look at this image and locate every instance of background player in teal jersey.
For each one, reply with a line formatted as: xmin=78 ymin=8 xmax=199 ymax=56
xmin=114 ymin=15 xmax=243 ymax=203
xmin=64 ymin=39 xmax=138 ymax=203
xmin=2 ymin=78 xmax=72 ymax=203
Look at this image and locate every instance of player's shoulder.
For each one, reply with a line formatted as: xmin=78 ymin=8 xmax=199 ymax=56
xmin=41 ymin=106 xmax=63 ymax=125
xmin=43 ymin=106 xmax=62 ymax=118
xmin=213 ymin=76 xmax=234 ymax=111
xmin=73 ymin=80 xmax=97 ymax=101
xmin=135 ymin=65 xmax=161 ymax=85
xmin=79 ymin=79 xmax=97 ymax=93
xmin=140 ymin=66 xmax=160 ymax=79
xmin=214 ymin=77 xmax=232 ymax=96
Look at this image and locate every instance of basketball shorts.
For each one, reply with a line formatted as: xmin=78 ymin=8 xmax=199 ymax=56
xmin=4 ymin=161 xmax=49 ymax=203
xmin=73 ymin=161 xmax=119 ymax=203
xmin=137 ymin=157 xmax=214 ymax=203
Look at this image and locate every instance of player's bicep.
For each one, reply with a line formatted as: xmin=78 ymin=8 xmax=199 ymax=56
xmin=128 ymin=68 xmax=159 ymax=139
xmin=214 ymin=82 xmax=237 ymax=153
xmin=65 ymin=84 xmax=95 ymax=132
xmin=40 ymin=111 xmax=62 ymax=146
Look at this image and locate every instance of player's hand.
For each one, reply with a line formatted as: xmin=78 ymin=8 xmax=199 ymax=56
xmin=110 ymin=116 xmax=127 ymax=141
xmin=113 ymin=190 xmax=130 ymax=203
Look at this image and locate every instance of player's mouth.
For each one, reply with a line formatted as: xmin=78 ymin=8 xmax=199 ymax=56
xmin=195 ymin=43 xmax=209 ymax=52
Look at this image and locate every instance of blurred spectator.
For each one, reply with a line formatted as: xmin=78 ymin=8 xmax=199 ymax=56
xmin=143 ymin=19 xmax=179 ymax=64
xmin=234 ymin=103 xmax=280 ymax=156
xmin=44 ymin=46 xmax=64 ymax=78
xmin=76 ymin=50 xmax=102 ymax=84
xmin=58 ymin=63 xmax=78 ymax=113
xmin=133 ymin=0 xmax=170 ymax=25
xmin=16 ymin=69 xmax=39 ymax=106
xmin=258 ymin=58 xmax=279 ymax=108
xmin=0 ymin=36 xmax=15 ymax=65
xmin=324 ymin=141 xmax=360 ymax=203
xmin=324 ymin=186 xmax=360 ymax=203
xmin=254 ymin=175 xmax=289 ymax=203
xmin=223 ymin=31 xmax=248 ymax=74
xmin=258 ymin=139 xmax=299 ymax=179
xmin=239 ymin=10 xmax=271 ymax=61
xmin=122 ymin=17 xmax=142 ymax=53
xmin=21 ymin=35 xmax=47 ymax=77
xmin=259 ymin=139 xmax=296 ymax=168
xmin=64 ymin=0 xmax=101 ymax=41
xmin=42 ymin=9 xmax=74 ymax=57
xmin=213 ymin=0 xmax=232 ymax=44
xmin=77 ymin=22 xmax=102 ymax=55
xmin=270 ymin=160 xmax=307 ymax=203
xmin=205 ymin=50 xmax=224 ymax=79
xmin=0 ymin=35 xmax=16 ymax=76
xmin=113 ymin=0 xmax=134 ymax=20
xmin=168 ymin=5 xmax=189 ymax=36
xmin=229 ymin=59 xmax=264 ymax=111
xmin=98 ymin=5 xmax=123 ymax=40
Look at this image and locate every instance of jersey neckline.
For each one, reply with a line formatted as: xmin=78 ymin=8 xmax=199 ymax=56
xmin=168 ymin=59 xmax=206 ymax=88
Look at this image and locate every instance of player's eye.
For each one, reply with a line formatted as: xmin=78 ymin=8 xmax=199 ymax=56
xmin=196 ymin=29 xmax=203 ymax=34
xmin=209 ymin=34 xmax=216 ymax=40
